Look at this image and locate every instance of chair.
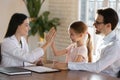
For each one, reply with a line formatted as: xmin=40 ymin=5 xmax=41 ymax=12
xmin=117 ymin=70 xmax=120 ymax=78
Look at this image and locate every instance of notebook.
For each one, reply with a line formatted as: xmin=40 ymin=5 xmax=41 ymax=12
xmin=0 ymin=67 xmax=31 ymax=75
xmin=24 ymin=66 xmax=60 ymax=73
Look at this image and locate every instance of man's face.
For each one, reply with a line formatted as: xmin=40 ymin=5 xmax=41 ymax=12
xmin=93 ymin=14 xmax=107 ymax=35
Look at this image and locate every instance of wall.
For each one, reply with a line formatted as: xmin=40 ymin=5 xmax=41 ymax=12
xmin=47 ymin=0 xmax=79 ymax=61
xmin=0 ymin=0 xmax=48 ymax=51
xmin=0 ymin=0 xmax=28 ymax=42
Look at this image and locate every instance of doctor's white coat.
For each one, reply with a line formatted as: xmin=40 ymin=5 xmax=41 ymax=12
xmin=1 ymin=35 xmax=44 ymax=67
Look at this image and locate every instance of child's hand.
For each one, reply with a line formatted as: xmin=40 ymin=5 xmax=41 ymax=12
xmin=51 ymin=41 xmax=55 ymax=47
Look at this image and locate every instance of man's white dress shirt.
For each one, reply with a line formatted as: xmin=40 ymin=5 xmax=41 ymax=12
xmin=68 ymin=31 xmax=120 ymax=77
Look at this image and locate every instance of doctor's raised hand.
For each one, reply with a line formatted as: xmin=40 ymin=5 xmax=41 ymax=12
xmin=35 ymin=27 xmax=56 ymax=66
xmin=41 ymin=27 xmax=56 ymax=52
xmin=1 ymin=13 xmax=56 ymax=67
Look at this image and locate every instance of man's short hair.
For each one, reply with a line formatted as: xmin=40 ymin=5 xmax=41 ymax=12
xmin=97 ymin=8 xmax=119 ymax=30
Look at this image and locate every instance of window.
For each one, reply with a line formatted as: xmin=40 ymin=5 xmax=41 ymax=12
xmin=79 ymin=0 xmax=120 ymax=27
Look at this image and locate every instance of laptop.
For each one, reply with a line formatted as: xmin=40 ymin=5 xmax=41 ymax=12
xmin=0 ymin=67 xmax=31 ymax=75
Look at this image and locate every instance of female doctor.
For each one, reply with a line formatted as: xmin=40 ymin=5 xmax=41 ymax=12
xmin=1 ymin=13 xmax=56 ymax=67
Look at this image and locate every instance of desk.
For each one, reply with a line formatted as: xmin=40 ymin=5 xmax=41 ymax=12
xmin=0 ymin=70 xmax=119 ymax=80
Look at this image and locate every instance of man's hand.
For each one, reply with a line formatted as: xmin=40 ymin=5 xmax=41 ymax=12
xmin=53 ymin=61 xmax=68 ymax=70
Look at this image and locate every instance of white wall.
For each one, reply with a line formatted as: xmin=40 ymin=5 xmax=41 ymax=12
xmin=0 ymin=0 xmax=28 ymax=42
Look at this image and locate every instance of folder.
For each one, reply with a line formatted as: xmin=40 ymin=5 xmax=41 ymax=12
xmin=24 ymin=66 xmax=60 ymax=73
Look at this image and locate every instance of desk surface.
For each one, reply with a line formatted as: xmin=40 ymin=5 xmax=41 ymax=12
xmin=0 ymin=70 xmax=119 ymax=80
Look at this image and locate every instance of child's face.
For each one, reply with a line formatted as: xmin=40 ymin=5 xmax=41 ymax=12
xmin=69 ymin=28 xmax=82 ymax=42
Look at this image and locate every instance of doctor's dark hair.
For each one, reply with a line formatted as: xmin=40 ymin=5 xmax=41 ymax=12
xmin=70 ymin=21 xmax=93 ymax=62
xmin=97 ymin=8 xmax=119 ymax=30
xmin=5 ymin=13 xmax=28 ymax=38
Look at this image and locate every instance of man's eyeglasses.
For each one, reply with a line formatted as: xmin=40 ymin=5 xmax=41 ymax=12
xmin=94 ymin=21 xmax=104 ymax=25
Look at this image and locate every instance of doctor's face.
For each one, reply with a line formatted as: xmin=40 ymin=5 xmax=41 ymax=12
xmin=17 ymin=18 xmax=30 ymax=36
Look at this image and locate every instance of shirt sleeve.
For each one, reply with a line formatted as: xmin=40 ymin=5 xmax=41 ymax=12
xmin=68 ymin=41 xmax=120 ymax=73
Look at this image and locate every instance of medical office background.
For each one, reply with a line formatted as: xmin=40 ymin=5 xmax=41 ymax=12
xmin=0 ymin=0 xmax=120 ymax=62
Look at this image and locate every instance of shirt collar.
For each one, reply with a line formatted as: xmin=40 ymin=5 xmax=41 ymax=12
xmin=103 ymin=31 xmax=116 ymax=44
xmin=10 ymin=35 xmax=17 ymax=40
xmin=10 ymin=35 xmax=19 ymax=43
xmin=10 ymin=35 xmax=23 ymax=40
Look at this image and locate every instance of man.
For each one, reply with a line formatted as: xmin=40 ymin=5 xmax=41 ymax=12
xmin=54 ymin=8 xmax=120 ymax=77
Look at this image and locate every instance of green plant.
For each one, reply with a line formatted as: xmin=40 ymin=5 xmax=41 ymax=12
xmin=23 ymin=0 xmax=60 ymax=38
